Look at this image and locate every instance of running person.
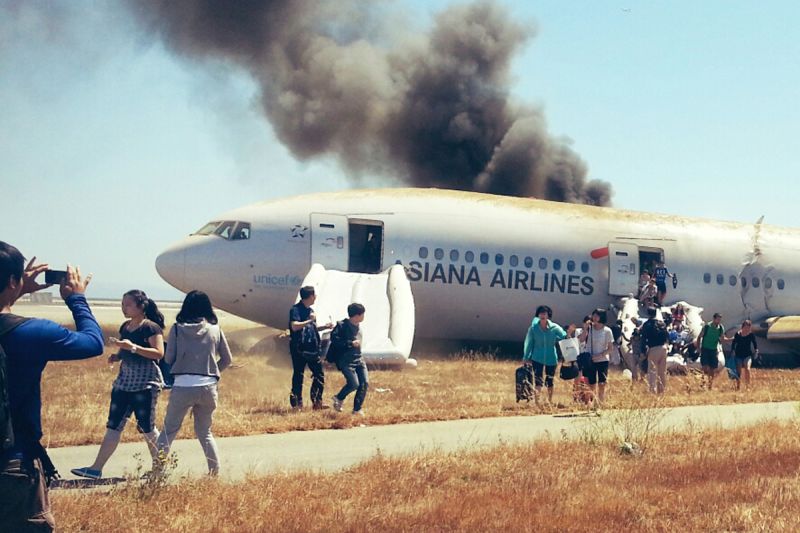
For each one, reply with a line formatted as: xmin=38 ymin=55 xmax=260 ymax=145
xmin=71 ymin=290 xmax=165 ymax=479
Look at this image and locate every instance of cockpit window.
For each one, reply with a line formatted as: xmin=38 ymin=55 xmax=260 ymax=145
xmin=194 ymin=221 xmax=221 ymax=235
xmin=194 ymin=220 xmax=251 ymax=240
xmin=231 ymin=222 xmax=251 ymax=240
xmin=214 ymin=221 xmax=236 ymax=239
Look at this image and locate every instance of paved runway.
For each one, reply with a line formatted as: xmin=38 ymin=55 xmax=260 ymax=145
xmin=50 ymin=401 xmax=797 ymax=483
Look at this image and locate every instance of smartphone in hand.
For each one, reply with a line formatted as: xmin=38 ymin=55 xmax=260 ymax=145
xmin=44 ymin=270 xmax=68 ymax=285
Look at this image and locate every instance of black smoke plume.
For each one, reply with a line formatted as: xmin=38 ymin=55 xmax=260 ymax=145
xmin=127 ymin=0 xmax=612 ymax=205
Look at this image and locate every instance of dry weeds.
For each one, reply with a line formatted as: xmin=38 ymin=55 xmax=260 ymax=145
xmin=51 ymin=418 xmax=800 ymax=532
xmin=41 ymin=346 xmax=800 ymax=448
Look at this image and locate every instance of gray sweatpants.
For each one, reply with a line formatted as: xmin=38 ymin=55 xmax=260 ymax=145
xmin=157 ymin=384 xmax=220 ymax=474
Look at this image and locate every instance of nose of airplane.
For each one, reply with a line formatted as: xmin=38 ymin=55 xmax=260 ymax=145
xmin=155 ymin=243 xmax=187 ymax=290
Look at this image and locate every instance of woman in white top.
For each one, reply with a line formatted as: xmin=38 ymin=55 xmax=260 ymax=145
xmin=579 ymin=308 xmax=614 ymax=404
xmin=156 ymin=290 xmax=232 ymax=475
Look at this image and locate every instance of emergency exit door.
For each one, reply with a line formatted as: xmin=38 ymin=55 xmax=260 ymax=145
xmin=608 ymin=242 xmax=639 ymax=296
xmin=310 ymin=214 xmax=349 ymax=271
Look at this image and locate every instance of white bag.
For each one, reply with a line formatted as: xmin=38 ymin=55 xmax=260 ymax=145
xmin=610 ymin=344 xmax=621 ymax=366
xmin=558 ymin=337 xmax=580 ymax=362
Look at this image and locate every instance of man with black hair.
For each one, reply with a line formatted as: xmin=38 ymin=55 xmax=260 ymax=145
xmin=330 ymin=303 xmax=369 ymax=415
xmin=288 ymin=286 xmax=332 ymax=410
xmin=0 ymin=241 xmax=104 ymax=531
xmin=696 ymin=312 xmax=730 ymax=390
xmin=641 ymin=306 xmax=669 ymax=394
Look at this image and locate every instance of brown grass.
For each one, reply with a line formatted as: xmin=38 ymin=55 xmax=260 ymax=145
xmin=40 ymin=345 xmax=800 ymax=448
xmin=51 ymin=418 xmax=800 ymax=532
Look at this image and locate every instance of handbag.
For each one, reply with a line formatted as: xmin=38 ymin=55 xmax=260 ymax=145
xmin=559 ymin=362 xmax=579 ymax=380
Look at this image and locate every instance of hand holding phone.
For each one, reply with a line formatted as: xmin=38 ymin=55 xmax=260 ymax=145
xmin=19 ymin=257 xmax=50 ymax=296
xmin=57 ymin=265 xmax=92 ymax=300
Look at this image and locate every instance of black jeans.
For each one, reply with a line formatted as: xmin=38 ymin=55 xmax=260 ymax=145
xmin=290 ymin=348 xmax=325 ymax=407
xmin=336 ymin=359 xmax=369 ymax=412
xmin=532 ymin=361 xmax=556 ymax=388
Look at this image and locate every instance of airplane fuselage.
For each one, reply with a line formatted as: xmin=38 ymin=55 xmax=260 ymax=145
xmin=156 ymin=189 xmax=800 ymax=357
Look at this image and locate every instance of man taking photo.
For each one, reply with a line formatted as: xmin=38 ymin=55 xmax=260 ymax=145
xmin=0 ymin=241 xmax=104 ymax=531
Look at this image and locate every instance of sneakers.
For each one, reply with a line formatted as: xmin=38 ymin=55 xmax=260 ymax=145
xmin=312 ymin=402 xmax=330 ymax=411
xmin=71 ymin=466 xmax=102 ymax=480
xmin=332 ymin=396 xmax=343 ymax=412
xmin=352 ymin=410 xmax=365 ymax=417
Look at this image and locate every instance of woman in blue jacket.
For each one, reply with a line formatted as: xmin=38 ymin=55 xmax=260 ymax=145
xmin=523 ymin=305 xmax=575 ymax=403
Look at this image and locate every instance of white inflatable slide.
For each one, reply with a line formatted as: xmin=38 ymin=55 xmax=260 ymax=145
xmin=299 ymin=263 xmax=417 ymax=368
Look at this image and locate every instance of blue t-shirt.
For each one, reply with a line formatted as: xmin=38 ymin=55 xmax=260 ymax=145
xmin=1 ymin=295 xmax=104 ymax=457
xmin=654 ymin=266 xmax=670 ymax=283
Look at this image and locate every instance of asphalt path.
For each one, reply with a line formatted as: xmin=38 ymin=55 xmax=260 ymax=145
xmin=50 ymin=401 xmax=797 ymax=484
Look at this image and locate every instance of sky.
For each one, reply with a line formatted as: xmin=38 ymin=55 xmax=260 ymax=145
xmin=2 ymin=0 xmax=799 ymax=301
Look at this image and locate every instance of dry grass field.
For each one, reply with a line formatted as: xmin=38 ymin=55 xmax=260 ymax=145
xmin=23 ymin=301 xmax=800 ymax=448
xmin=51 ymin=418 xmax=800 ymax=532
xmin=41 ymin=345 xmax=800 ymax=448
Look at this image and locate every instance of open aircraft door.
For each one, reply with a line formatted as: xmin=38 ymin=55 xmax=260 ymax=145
xmin=608 ymin=242 xmax=639 ymax=296
xmin=310 ymin=214 xmax=349 ymax=271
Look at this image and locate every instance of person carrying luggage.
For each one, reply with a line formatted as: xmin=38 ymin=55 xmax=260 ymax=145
xmin=330 ymin=303 xmax=369 ymax=416
xmin=288 ymin=286 xmax=333 ymax=410
xmin=578 ymin=308 xmax=614 ymax=404
xmin=522 ymin=305 xmax=574 ymax=404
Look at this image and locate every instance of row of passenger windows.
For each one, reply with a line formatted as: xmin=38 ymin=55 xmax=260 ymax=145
xmin=418 ymin=247 xmax=590 ymax=273
xmin=703 ymin=273 xmax=786 ymax=290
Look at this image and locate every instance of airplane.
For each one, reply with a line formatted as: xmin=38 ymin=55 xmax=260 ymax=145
xmin=155 ymin=188 xmax=800 ymax=365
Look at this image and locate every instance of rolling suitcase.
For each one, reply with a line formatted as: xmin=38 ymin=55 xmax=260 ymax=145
xmin=516 ymin=365 xmax=534 ymax=402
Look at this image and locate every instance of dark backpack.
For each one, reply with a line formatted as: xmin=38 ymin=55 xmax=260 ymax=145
xmin=299 ymin=322 xmax=321 ymax=360
xmin=0 ymin=314 xmax=30 ymax=453
xmin=326 ymin=321 xmax=345 ymax=364
xmin=515 ymin=365 xmax=534 ymax=402
xmin=650 ymin=320 xmax=668 ymax=347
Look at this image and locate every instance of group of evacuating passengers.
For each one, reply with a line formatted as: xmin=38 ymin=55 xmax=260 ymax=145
xmin=519 ymin=306 xmax=615 ymax=406
xmin=0 ymin=240 xmax=368 ymax=532
xmin=0 ymin=240 xmax=232 ymax=531
xmin=288 ymin=285 xmax=369 ymax=416
xmin=518 ymin=299 xmax=760 ymax=407
xmin=0 ymin=237 xmax=763 ymax=531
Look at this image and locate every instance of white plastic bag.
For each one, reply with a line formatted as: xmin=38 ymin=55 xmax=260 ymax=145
xmin=558 ymin=337 xmax=580 ymax=362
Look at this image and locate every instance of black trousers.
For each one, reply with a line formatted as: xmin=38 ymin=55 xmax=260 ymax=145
xmin=290 ymin=348 xmax=325 ymax=407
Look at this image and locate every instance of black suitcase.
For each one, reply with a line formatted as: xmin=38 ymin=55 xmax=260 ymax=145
xmin=516 ymin=365 xmax=534 ymax=402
